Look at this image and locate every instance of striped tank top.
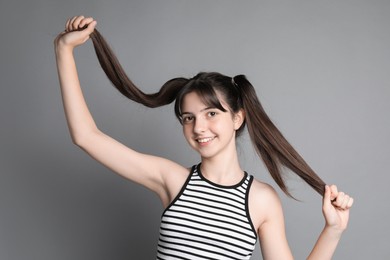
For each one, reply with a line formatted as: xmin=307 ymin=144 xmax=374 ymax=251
xmin=157 ymin=164 xmax=257 ymax=259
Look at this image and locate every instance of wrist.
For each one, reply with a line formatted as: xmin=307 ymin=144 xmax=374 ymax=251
xmin=322 ymin=225 xmax=344 ymax=240
xmin=54 ymin=36 xmax=74 ymax=54
xmin=55 ymin=42 xmax=74 ymax=56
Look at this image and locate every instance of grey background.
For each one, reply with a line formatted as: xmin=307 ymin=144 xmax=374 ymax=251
xmin=1 ymin=0 xmax=389 ymax=259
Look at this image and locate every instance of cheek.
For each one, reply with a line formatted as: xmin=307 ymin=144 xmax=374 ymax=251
xmin=182 ymin=125 xmax=192 ymax=139
xmin=222 ymin=115 xmax=236 ymax=128
xmin=211 ymin=118 xmax=235 ymax=135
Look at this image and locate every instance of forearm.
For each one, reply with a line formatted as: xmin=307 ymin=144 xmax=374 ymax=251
xmin=307 ymin=226 xmax=343 ymax=260
xmin=55 ymin=44 xmax=99 ymax=143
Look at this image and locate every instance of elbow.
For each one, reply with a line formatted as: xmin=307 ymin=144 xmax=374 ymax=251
xmin=70 ymin=129 xmax=99 ymax=148
xmin=71 ymin=133 xmax=86 ymax=148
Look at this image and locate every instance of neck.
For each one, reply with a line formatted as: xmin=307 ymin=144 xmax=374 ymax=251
xmin=200 ymin=149 xmax=243 ymax=186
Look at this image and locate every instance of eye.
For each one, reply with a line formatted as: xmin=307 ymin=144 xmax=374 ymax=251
xmin=207 ymin=111 xmax=217 ymax=117
xmin=181 ymin=115 xmax=194 ymax=124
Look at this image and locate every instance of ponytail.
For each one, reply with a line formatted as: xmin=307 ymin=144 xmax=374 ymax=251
xmin=88 ymin=28 xmax=325 ymax=197
xmin=233 ymin=75 xmax=326 ymax=196
xmin=89 ymin=29 xmax=188 ymax=108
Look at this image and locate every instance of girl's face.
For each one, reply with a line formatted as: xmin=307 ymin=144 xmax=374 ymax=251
xmin=180 ymin=91 xmax=244 ymax=159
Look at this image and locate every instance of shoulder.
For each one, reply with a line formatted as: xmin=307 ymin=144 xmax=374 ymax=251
xmin=248 ymin=178 xmax=284 ymax=230
xmin=249 ymin=178 xmax=280 ymax=205
xmin=160 ymin=162 xmax=193 ymax=207
xmin=249 ymin=178 xmax=293 ymax=259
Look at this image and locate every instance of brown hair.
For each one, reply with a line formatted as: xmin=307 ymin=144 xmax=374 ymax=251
xmin=90 ymin=29 xmax=326 ymax=197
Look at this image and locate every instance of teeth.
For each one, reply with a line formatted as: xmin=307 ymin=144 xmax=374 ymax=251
xmin=197 ymin=137 xmax=214 ymax=143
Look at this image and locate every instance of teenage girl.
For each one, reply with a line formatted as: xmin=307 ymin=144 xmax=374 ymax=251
xmin=55 ymin=16 xmax=354 ymax=259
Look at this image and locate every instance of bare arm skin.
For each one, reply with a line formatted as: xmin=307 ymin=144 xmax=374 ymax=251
xmin=54 ymin=16 xmax=188 ymax=207
xmin=250 ymin=181 xmax=353 ymax=259
xmin=56 ymin=15 xmax=354 ymax=259
xmin=249 ymin=181 xmax=294 ymax=260
xmin=307 ymin=185 xmax=354 ymax=260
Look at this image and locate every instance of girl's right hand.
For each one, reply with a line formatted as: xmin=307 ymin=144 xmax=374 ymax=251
xmin=54 ymin=16 xmax=97 ymax=50
xmin=322 ymin=184 xmax=353 ymax=232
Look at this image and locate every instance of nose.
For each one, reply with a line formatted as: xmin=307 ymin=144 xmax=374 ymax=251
xmin=193 ymin=116 xmax=207 ymax=134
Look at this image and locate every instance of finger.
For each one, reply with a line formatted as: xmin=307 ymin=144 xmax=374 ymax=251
xmin=65 ymin=18 xmax=71 ymax=32
xmin=65 ymin=17 xmax=76 ymax=32
xmin=72 ymin=15 xmax=85 ymax=30
xmin=347 ymin=197 xmax=354 ymax=208
xmin=322 ymin=185 xmax=332 ymax=208
xmin=66 ymin=16 xmax=76 ymax=32
xmin=340 ymin=194 xmax=350 ymax=209
xmin=329 ymin=185 xmax=339 ymax=201
xmin=84 ymin=20 xmax=97 ymax=35
xmin=79 ymin=17 xmax=94 ymax=29
xmin=68 ymin=16 xmax=79 ymax=31
xmin=332 ymin=191 xmax=346 ymax=208
xmin=330 ymin=184 xmax=338 ymax=195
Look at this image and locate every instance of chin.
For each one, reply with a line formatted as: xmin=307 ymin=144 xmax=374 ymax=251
xmin=196 ymin=148 xmax=221 ymax=160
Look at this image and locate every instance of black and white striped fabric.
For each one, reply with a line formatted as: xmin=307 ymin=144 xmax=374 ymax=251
xmin=157 ymin=164 xmax=257 ymax=259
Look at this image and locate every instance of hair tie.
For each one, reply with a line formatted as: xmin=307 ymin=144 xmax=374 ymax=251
xmin=231 ymin=76 xmax=239 ymax=88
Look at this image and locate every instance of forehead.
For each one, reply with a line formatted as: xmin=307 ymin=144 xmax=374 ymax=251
xmin=181 ymin=91 xmax=229 ymax=113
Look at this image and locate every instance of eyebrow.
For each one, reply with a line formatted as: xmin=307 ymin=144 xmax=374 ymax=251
xmin=180 ymin=107 xmax=215 ymax=116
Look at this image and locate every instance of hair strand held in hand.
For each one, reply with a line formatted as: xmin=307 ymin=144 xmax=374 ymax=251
xmin=89 ymin=28 xmax=326 ymax=197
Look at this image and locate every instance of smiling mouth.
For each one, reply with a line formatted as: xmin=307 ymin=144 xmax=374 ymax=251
xmin=196 ymin=137 xmax=215 ymax=143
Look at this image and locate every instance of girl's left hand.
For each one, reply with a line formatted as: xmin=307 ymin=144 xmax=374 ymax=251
xmin=322 ymin=185 xmax=354 ymax=232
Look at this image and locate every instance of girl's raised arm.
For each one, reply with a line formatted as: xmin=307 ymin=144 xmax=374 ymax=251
xmin=54 ymin=16 xmax=186 ymax=206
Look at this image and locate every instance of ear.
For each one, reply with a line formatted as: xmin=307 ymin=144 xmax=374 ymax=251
xmin=233 ymin=109 xmax=245 ymax=130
